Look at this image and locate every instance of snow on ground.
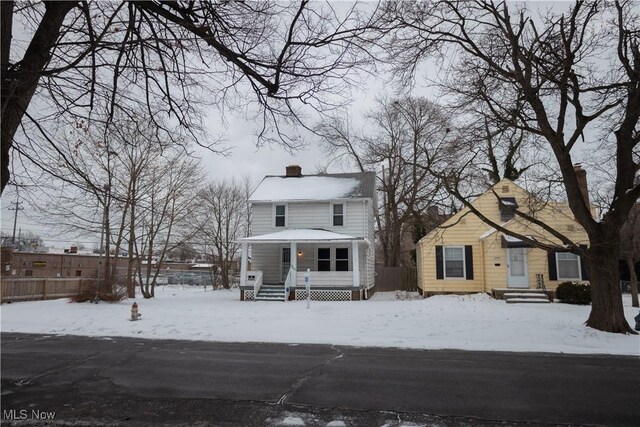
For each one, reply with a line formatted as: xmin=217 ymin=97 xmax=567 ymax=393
xmin=1 ymin=286 xmax=639 ymax=355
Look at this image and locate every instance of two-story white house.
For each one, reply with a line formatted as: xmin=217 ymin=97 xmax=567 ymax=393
xmin=238 ymin=165 xmax=376 ymax=301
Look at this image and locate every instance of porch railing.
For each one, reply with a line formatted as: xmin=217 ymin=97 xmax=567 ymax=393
xmin=252 ymin=271 xmax=263 ymax=298
xmin=284 ymin=266 xmax=296 ymax=301
xmin=294 ymin=271 xmax=353 ymax=287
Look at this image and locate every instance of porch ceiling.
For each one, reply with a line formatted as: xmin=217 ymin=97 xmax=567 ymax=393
xmin=237 ymin=228 xmax=364 ymax=244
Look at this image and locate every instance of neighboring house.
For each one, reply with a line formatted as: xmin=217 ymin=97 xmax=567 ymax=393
xmin=0 ymin=248 xmax=196 ymax=279
xmin=416 ymin=175 xmax=591 ymax=297
xmin=238 ymin=165 xmax=376 ymax=301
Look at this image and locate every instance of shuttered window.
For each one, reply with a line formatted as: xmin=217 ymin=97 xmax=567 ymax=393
xmin=556 ymin=252 xmax=581 ymax=280
xmin=444 ymin=247 xmax=464 ymax=278
xmin=436 ymin=245 xmax=473 ymax=280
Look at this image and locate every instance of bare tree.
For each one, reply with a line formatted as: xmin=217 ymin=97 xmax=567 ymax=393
xmin=1 ymin=1 xmax=379 ymax=194
xmin=199 ymin=179 xmax=248 ymax=289
xmin=134 ymin=153 xmax=204 ymax=299
xmin=319 ymin=96 xmax=452 ymax=267
xmin=381 ymin=1 xmax=640 ymax=333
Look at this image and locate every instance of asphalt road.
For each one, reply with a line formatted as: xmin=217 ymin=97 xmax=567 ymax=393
xmin=1 ymin=333 xmax=638 ymax=426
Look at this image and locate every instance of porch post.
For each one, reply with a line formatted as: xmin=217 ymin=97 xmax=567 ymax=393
xmin=352 ymin=240 xmax=360 ymax=288
xmin=240 ymin=242 xmax=248 ymax=287
xmin=290 ymin=242 xmax=297 ymax=274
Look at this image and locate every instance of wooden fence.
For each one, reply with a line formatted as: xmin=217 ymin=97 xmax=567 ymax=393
xmin=374 ymin=266 xmax=418 ymax=292
xmin=0 ymin=278 xmax=94 ymax=303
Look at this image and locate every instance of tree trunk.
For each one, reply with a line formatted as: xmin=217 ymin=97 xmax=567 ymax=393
xmin=585 ymin=237 xmax=635 ymax=333
xmin=221 ymin=263 xmax=230 ymax=289
xmin=628 ymin=255 xmax=639 ymax=308
xmin=126 ymin=191 xmax=136 ymax=298
xmin=1 ymin=1 xmax=76 ymax=194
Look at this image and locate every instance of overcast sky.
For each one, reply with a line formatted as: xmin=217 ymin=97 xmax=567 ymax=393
xmin=0 ymin=1 xmax=597 ymax=248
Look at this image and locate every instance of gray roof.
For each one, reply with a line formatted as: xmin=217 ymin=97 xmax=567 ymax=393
xmin=249 ymin=171 xmax=376 ymax=202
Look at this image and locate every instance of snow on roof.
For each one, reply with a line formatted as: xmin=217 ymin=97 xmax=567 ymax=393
xmin=239 ymin=229 xmax=362 ymax=243
xmin=503 ymin=234 xmax=529 ymax=243
xmin=478 ymin=228 xmax=497 ymax=240
xmin=249 ymin=172 xmax=375 ymax=202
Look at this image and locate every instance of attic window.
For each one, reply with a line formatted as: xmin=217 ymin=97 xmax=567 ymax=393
xmin=499 ymin=197 xmax=518 ymax=221
xmin=501 ymin=185 xmax=509 ymax=193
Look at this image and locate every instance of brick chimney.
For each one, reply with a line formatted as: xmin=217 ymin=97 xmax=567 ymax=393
xmin=285 ymin=165 xmax=302 ymax=177
xmin=573 ymin=163 xmax=589 ymax=207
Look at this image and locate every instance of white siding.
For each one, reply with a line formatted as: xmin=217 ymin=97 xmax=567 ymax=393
xmin=250 ymin=245 xmax=281 ymax=284
xmin=251 ymin=200 xmax=369 ymax=238
xmin=294 ymin=271 xmax=353 ymax=287
xmin=248 ymin=198 xmax=375 ymax=289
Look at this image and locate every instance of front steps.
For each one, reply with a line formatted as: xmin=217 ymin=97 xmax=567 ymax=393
xmin=492 ymin=288 xmax=551 ymax=304
xmin=255 ymin=284 xmax=286 ymax=301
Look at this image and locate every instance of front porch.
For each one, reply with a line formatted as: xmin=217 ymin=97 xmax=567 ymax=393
xmin=237 ymin=229 xmax=372 ymax=301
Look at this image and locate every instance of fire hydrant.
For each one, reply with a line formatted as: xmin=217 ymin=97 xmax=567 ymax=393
xmin=131 ymin=302 xmax=141 ymax=321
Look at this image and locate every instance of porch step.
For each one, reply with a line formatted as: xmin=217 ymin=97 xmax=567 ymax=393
xmin=506 ymin=298 xmax=551 ymax=304
xmin=500 ymin=289 xmax=550 ymax=304
xmin=255 ymin=285 xmax=286 ymax=302
xmin=503 ymin=292 xmax=548 ymax=299
xmin=492 ymin=288 xmax=551 ymax=302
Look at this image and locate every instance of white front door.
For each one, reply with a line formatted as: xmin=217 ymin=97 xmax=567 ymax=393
xmin=507 ymin=248 xmax=528 ymax=288
xmin=280 ymin=248 xmax=291 ymax=282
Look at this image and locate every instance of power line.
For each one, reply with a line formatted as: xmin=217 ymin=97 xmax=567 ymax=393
xmin=8 ymin=199 xmax=24 ymax=244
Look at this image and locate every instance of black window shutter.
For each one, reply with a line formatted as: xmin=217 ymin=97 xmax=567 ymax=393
xmin=435 ymin=246 xmax=443 ymax=280
xmin=579 ymin=245 xmax=589 ymax=280
xmin=465 ymin=245 xmax=474 ymax=280
xmin=548 ymin=250 xmax=557 ymax=281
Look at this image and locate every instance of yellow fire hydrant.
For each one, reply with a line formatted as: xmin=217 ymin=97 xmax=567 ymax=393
xmin=131 ymin=302 xmax=141 ymax=321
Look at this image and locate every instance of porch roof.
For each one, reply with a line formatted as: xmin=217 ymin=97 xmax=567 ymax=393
xmin=238 ymin=228 xmax=364 ymax=244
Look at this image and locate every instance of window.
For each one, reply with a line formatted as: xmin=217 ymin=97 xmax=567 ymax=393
xmin=318 ymin=248 xmax=331 ymax=271
xmin=332 ymin=203 xmax=344 ymax=226
xmin=444 ymin=247 xmax=465 ymax=278
xmin=275 ymin=204 xmax=286 ymax=227
xmin=76 ymin=270 xmax=82 ymax=277
xmin=499 ymin=197 xmax=518 ymax=221
xmin=556 ymin=252 xmax=581 ymax=279
xmin=25 ymin=270 xmax=33 ymax=277
xmin=335 ymin=248 xmax=349 ymax=271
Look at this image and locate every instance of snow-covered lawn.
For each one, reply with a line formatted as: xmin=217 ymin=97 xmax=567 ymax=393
xmin=1 ymin=286 xmax=638 ymax=355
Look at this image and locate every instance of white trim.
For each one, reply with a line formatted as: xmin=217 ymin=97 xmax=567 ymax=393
xmin=507 ymin=247 xmax=529 ymax=288
xmin=273 ymin=203 xmax=288 ymax=228
xmin=238 ymin=228 xmax=363 ymax=243
xmin=443 ymin=245 xmax=466 ymax=279
xmin=352 ymin=241 xmax=360 ymax=288
xmin=555 ymin=252 xmax=582 ymax=281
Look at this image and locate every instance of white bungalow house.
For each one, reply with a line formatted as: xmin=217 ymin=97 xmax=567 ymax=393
xmin=238 ymin=165 xmax=376 ymax=301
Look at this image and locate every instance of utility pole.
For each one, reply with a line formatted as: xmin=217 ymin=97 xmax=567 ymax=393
xmin=8 ymin=198 xmax=23 ymax=245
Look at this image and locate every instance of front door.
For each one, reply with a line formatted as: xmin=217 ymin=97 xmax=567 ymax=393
xmin=280 ymin=247 xmax=291 ymax=282
xmin=507 ymin=248 xmax=528 ymax=288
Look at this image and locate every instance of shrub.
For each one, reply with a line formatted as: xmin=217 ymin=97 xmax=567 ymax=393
xmin=69 ymin=283 xmax=128 ymax=303
xmin=555 ymin=281 xmax=591 ymax=305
